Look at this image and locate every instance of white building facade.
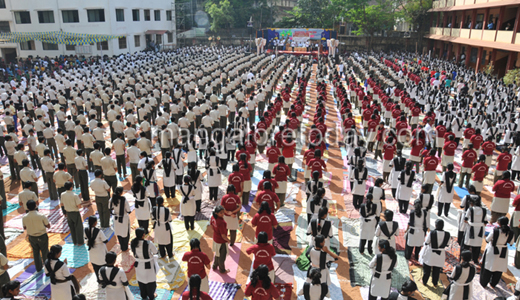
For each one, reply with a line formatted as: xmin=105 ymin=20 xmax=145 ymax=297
xmin=0 ymin=0 xmax=176 ymax=60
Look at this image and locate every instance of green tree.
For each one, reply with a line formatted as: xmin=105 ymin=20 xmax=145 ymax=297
xmin=205 ymin=0 xmax=235 ymax=31
xmin=334 ymin=0 xmax=397 ymax=38
xmin=275 ymin=0 xmax=339 ymax=28
xmin=396 ymin=0 xmax=433 ymax=32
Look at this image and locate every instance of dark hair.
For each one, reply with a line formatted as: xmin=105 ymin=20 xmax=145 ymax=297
xmin=308 ymin=267 xmax=322 ymax=285
xmin=72 ymin=295 xmax=87 ymax=300
xmin=47 ymin=244 xmax=62 ymax=260
xmin=257 ymin=231 xmax=268 ymax=244
xmin=378 ymin=239 xmax=397 ymax=261
xmin=384 ymin=209 xmax=394 ymax=222
xmin=188 ymin=274 xmax=202 ymax=299
xmin=318 ymin=206 xmax=328 ymax=219
xmin=2 ymin=280 xmax=20 ymax=297
xmin=314 ymin=234 xmax=325 ymax=248
xmin=130 ymin=228 xmax=146 ymax=253
xmin=258 ymin=201 xmax=271 ymax=215
xmin=435 ymin=219 xmax=444 ymax=231
xmin=105 ymin=251 xmax=117 ymax=265
xmin=190 ymin=238 xmax=200 ymax=250
xmin=400 ymin=279 xmax=418 ymax=293
xmin=132 ymin=175 xmax=144 ymax=194
xmin=111 ymin=187 xmax=124 ymax=206
xmin=250 ymin=265 xmax=271 ymax=289
xmin=26 ymin=200 xmax=37 ymax=211
xmin=498 ymin=216 xmax=511 ymax=235
xmin=413 ymin=199 xmax=422 ymax=218
xmin=460 ymin=250 xmax=472 ymax=268
xmin=212 ymin=205 xmax=224 ymax=219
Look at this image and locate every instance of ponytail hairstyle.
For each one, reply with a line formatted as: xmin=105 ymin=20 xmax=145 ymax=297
xmin=258 ymin=201 xmax=271 ymax=215
xmin=435 ymin=219 xmax=445 ymax=231
xmin=240 ymin=153 xmax=249 ymax=169
xmin=87 ymin=216 xmax=98 ymax=249
xmin=263 ymin=170 xmax=272 ymax=180
xmin=232 ymin=163 xmax=240 ymax=173
xmin=111 ymin=186 xmax=124 ymax=206
xmin=212 ymin=205 xmax=225 ymax=219
xmin=156 ymin=196 xmax=164 ymax=207
xmin=250 ymin=265 xmax=271 ymax=289
xmin=413 ymin=199 xmax=422 ymax=218
xmin=226 ymin=184 xmax=236 ymax=195
xmin=314 ymin=234 xmax=325 ymax=248
xmin=2 ymin=280 xmax=20 ymax=297
xmin=188 ymin=274 xmax=202 ymax=300
xmin=365 ymin=193 xmax=373 ymax=210
xmin=378 ymin=239 xmax=397 ymax=261
xmin=384 ymin=209 xmax=394 ymax=222
xmin=502 ymin=170 xmax=511 ymax=181
xmin=132 ymin=175 xmax=144 ymax=194
xmin=460 ymin=250 xmax=472 ymax=268
xmin=130 ymin=227 xmax=146 ymax=253
xmin=374 ymin=178 xmax=384 ymax=187
xmin=308 ymin=267 xmax=322 ymax=285
xmin=190 ymin=238 xmax=201 ymax=250
xmin=183 ymin=175 xmax=192 ymax=185
xmin=405 ymin=160 xmax=413 ymax=173
xmin=318 ymin=206 xmax=328 ymax=220
xmin=187 ymin=161 xmax=197 ymax=180
xmin=498 ymin=216 xmax=511 ymax=235
xmin=47 ymin=244 xmax=62 ymax=261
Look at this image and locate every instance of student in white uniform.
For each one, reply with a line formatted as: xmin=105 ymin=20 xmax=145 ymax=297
xmin=352 ymin=160 xmax=368 ymax=210
xmin=387 ymin=280 xmax=418 ymax=300
xmin=0 ymin=280 xmax=21 ymax=300
xmin=462 ymin=194 xmax=486 ymax=264
xmin=172 ymin=144 xmax=185 ymax=191
xmin=437 ymin=163 xmax=457 ymax=217
xmin=297 ymin=267 xmax=329 ymax=300
xmin=396 ymin=161 xmax=416 ymax=214
xmin=109 ymin=187 xmax=131 ymax=252
xmin=187 ymin=161 xmax=203 ymax=213
xmin=306 ymin=171 xmax=324 ymax=202
xmin=180 ymin=175 xmax=197 ymax=231
xmin=442 ymin=250 xmax=475 ymax=300
xmin=44 ymin=245 xmax=76 ymax=300
xmin=368 ymin=239 xmax=398 ymax=300
xmin=405 ymin=200 xmax=427 ymax=260
xmin=359 ymin=193 xmax=378 ymax=255
xmin=153 ymin=197 xmax=174 ymax=260
xmin=306 ymin=188 xmax=329 ymax=224
xmin=206 ymin=148 xmax=222 ymax=201
xmin=306 ymin=235 xmax=340 ymax=286
xmin=420 ymin=219 xmax=450 ymax=287
xmin=158 ymin=152 xmax=176 ymax=200
xmin=374 ymin=210 xmax=399 ymax=255
xmin=480 ymin=216 xmax=514 ymax=289
xmin=389 ymin=150 xmax=406 ymax=199
xmin=84 ymin=216 xmax=108 ymax=278
xmin=187 ymin=136 xmax=198 ymax=163
xmin=131 ymin=175 xmax=152 ymax=234
xmin=307 ymin=207 xmax=334 ymax=249
xmin=142 ymin=161 xmax=158 ymax=207
xmin=98 ymin=251 xmax=131 ymax=300
xmin=130 ymin=227 xmax=158 ymax=300
xmin=369 ymin=178 xmax=386 ymax=222
xmin=417 ymin=185 xmax=434 ymax=229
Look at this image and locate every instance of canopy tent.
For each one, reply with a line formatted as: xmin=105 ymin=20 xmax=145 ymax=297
xmin=0 ymin=31 xmax=124 ymax=45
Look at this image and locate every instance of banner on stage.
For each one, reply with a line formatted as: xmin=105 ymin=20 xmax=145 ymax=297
xmin=258 ymin=28 xmax=336 ymax=46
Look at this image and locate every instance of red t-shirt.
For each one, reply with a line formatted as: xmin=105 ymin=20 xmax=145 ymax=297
xmin=472 ymin=162 xmax=489 ymax=181
xmin=461 ymin=149 xmax=477 ymax=168
xmin=436 ymin=125 xmax=446 ymax=138
xmin=221 ymin=194 xmax=240 ymax=212
xmin=182 ymin=249 xmax=211 ymax=279
xmin=396 ymin=121 xmax=408 ymax=136
xmin=251 ymin=211 xmax=278 ymax=240
xmin=307 ymin=158 xmax=326 ymax=178
xmin=463 ymin=128 xmax=475 ymax=139
xmin=343 ymin=118 xmax=355 ymax=129
xmin=255 ymin=190 xmax=280 ymax=212
xmin=410 ymin=139 xmax=424 ymax=157
xmin=246 ymin=243 xmax=276 ymax=270
xmin=228 ymin=172 xmax=244 ymax=193
xmin=181 ymin=290 xmax=212 ymax=300
xmin=470 ymin=135 xmax=483 ymax=150
xmin=443 ymin=141 xmax=457 ymax=156
xmin=239 ymin=161 xmax=253 ymax=181
xmin=273 ymin=163 xmax=290 ymax=182
xmin=383 ymin=144 xmax=396 ymax=160
xmin=493 ymin=179 xmax=515 ymax=198
xmin=423 ymin=155 xmax=439 ymax=171
xmin=266 ymin=147 xmax=281 ymax=164
xmin=282 ymin=143 xmax=296 ymax=158
xmin=257 ymin=179 xmax=279 ymax=191
xmin=481 ymin=141 xmax=495 ymax=156
xmin=210 ymin=216 xmax=227 ymax=244
xmin=236 ymin=149 xmax=251 ymax=162
xmin=245 ymin=280 xmax=281 ymax=300
xmin=497 ymin=153 xmax=512 ymax=171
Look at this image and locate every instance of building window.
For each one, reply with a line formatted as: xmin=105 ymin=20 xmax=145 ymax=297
xmin=66 ymin=44 xmax=75 ymax=51
xmin=87 ymin=9 xmax=105 ymax=22
xmin=144 ymin=10 xmax=150 ymax=21
xmin=134 ymin=35 xmax=141 ymax=47
xmin=14 ymin=12 xmax=31 ymax=24
xmin=38 ymin=11 xmax=55 ymax=24
xmin=0 ymin=21 xmax=9 ymax=32
xmin=156 ymin=34 xmax=162 ymax=44
xmin=154 ymin=10 xmax=161 ymax=21
xmin=0 ymin=0 xmax=5 ymax=9
xmin=20 ymin=40 xmax=35 ymax=50
xmin=470 ymin=48 xmax=478 ymax=63
xmin=42 ymin=42 xmax=58 ymax=50
xmin=116 ymin=9 xmax=124 ymax=22
xmin=119 ymin=37 xmax=127 ymax=49
xmin=167 ymin=32 xmax=173 ymax=43
xmin=62 ymin=10 xmax=79 ymax=23
xmin=166 ymin=10 xmax=172 ymax=21
xmin=132 ymin=9 xmax=140 ymax=21
xmin=97 ymin=41 xmax=108 ymax=51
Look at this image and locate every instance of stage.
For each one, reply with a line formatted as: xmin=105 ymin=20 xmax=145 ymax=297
xmin=265 ymin=49 xmax=329 ymax=56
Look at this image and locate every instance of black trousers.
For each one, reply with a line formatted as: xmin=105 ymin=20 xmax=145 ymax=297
xmin=164 ymin=186 xmax=175 ymax=198
xmin=138 ymin=220 xmax=149 ymax=234
xmin=398 ymin=199 xmax=409 ymax=214
xmin=138 ymin=281 xmax=156 ymax=300
xmin=92 ymin=263 xmax=102 ymax=280
xmin=438 ymin=202 xmax=450 ymax=217
xmin=353 ymin=195 xmax=363 ymax=210
xmin=117 ymin=235 xmax=129 ymax=251
xmin=463 ymin=245 xmax=480 ymax=264
xmin=184 ymin=216 xmax=195 ymax=230
xmin=196 ymin=200 xmax=201 ymax=212
xmin=422 ymin=264 xmax=441 ymax=286
xmin=159 ymin=241 xmax=173 ymax=259
xmin=220 ymin=158 xmax=228 ymax=171
xmin=404 ymin=244 xmax=421 ymax=260
xmin=480 ymin=269 xmax=502 ymax=288
xmin=359 ymin=239 xmax=373 ymax=254
xmin=209 ymin=187 xmax=218 ymax=201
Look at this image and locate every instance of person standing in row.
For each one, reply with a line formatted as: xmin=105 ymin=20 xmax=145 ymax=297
xmin=182 ymin=239 xmax=211 ymax=294
xmin=60 ymin=182 xmax=84 ymax=246
xmin=211 ymin=206 xmax=230 ymax=274
xmin=98 ymin=251 xmax=131 ymax=300
xmin=131 ymin=228 xmax=158 ymax=300
xmin=84 ymin=216 xmax=108 ymax=278
xmin=153 ymin=197 xmax=174 ymax=260
xmin=90 ymin=170 xmax=111 ymax=228
xmin=132 ymin=176 xmax=152 ymax=234
xmin=109 ymin=187 xmax=131 ymax=252
xmin=23 ymin=200 xmax=50 ymax=272
xmin=44 ymin=245 xmax=76 ymax=300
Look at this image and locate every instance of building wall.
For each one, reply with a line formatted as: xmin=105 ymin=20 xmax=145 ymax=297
xmin=0 ymin=0 xmax=176 ymax=59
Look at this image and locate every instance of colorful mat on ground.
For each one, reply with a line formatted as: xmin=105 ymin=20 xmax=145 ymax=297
xmin=8 ymin=258 xmax=33 ymax=279
xmin=274 ymin=283 xmax=293 ymax=300
xmin=6 ymin=207 xmax=89 ymax=233
xmin=110 ymin=244 xmax=136 ymax=273
xmin=410 ymin=267 xmax=445 ymax=300
xmin=8 ymin=233 xmax=67 ymax=259
xmin=3 ymin=201 xmax=19 ymax=216
xmin=65 ymin=218 xmax=115 ymax=243
xmin=471 ymin=274 xmax=513 ymax=300
xmin=5 ymin=228 xmax=23 ymax=246
xmin=178 ymin=198 xmax=215 ymax=221
xmin=293 ymin=262 xmax=343 ymax=300
xmin=296 ymin=214 xmax=309 ymax=249
xmin=60 ymin=244 xmax=90 ymax=268
xmin=347 ymin=248 xmax=410 ymax=289
xmin=128 ymin=285 xmax=173 ymax=300
xmin=443 ymin=237 xmax=461 ymax=273
xmin=171 ymin=220 xmax=209 ymax=252
xmin=178 ymin=280 xmax=240 ymax=300
xmin=341 ymin=216 xmax=361 ymax=248
xmin=208 ymin=243 xmax=242 ymax=283
xmin=80 ymin=273 xmax=107 ymax=300
xmin=273 ymin=254 xmax=296 ymax=284
xmin=18 ymin=265 xmax=75 ymax=298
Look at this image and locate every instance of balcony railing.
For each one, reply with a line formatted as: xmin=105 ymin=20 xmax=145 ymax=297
xmin=446 ymin=0 xmax=455 ymax=7
xmin=430 ymin=27 xmax=436 ymax=34
xmin=482 ymin=30 xmax=495 ymax=41
xmin=435 ymin=27 xmax=443 ymax=35
xmin=496 ymin=31 xmax=513 ymax=43
xmin=470 ymin=29 xmax=482 ymax=39
xmin=455 ymin=0 xmax=465 ymax=6
xmin=451 ymin=28 xmax=460 ymax=37
xmin=460 ymin=29 xmax=471 ymax=38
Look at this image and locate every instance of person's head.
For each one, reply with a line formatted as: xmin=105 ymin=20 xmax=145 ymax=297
xmin=318 ymin=206 xmax=329 ymax=220
xmin=213 ymin=205 xmax=225 ymax=219
xmin=47 ymin=244 xmax=63 ymax=260
xmin=502 ymin=170 xmax=511 ymax=180
xmin=250 ymin=265 xmax=271 ymax=289
xmin=257 ymin=231 xmax=268 ymax=244
xmin=26 ymin=200 xmax=37 ymax=211
xmin=88 ymin=215 xmax=97 ymax=228
xmin=314 ymin=234 xmax=325 ymax=248
xmin=307 ymin=267 xmax=322 ymax=285
xmin=375 ymin=178 xmax=384 ymax=187
xmin=105 ymin=251 xmax=117 ymax=266
xmin=258 ymin=201 xmax=271 ymax=215
xmin=399 ymin=280 xmax=418 ymax=296
xmin=190 ymin=238 xmax=201 ymax=251
xmin=435 ymin=219 xmax=445 ymax=231
xmin=460 ymin=250 xmax=472 ymax=268
xmin=498 ymin=216 xmax=511 ymax=234
xmin=384 ymin=209 xmax=393 ymax=222
xmin=377 ymin=239 xmax=396 ymax=259
xmin=2 ymin=280 xmax=20 ymax=297
xmin=188 ymin=274 xmax=202 ymax=296
xmin=446 ymin=163 xmax=454 ymax=172
xmin=263 ymin=181 xmax=272 ymax=191
xmin=64 ymin=181 xmax=73 ymax=191
xmin=156 ymin=196 xmax=164 ymax=207
xmin=312 ymin=170 xmax=320 ymax=181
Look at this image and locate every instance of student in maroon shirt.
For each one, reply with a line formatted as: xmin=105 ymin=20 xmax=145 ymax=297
xmin=459 ymin=143 xmax=477 ymax=188
xmin=182 ymin=238 xmax=211 ymax=293
xmin=246 ymin=232 xmax=277 ymax=282
xmin=272 ymin=156 xmax=291 ymax=206
xmin=221 ymin=185 xmax=242 ymax=246
xmin=307 ymin=149 xmax=327 ymax=181
xmin=239 ymin=153 xmax=253 ymax=206
xmin=491 ymin=171 xmax=516 ymax=223
xmin=251 ymin=201 xmax=279 ymax=242
xmin=257 ymin=170 xmax=279 ymax=192
xmin=442 ymin=135 xmax=457 ymax=172
xmin=495 ymin=147 xmax=513 ymax=183
xmin=469 ymin=129 xmax=483 ymax=150
xmin=210 ymin=206 xmax=230 ymax=273
xmin=266 ymin=142 xmax=281 ymax=173
xmin=228 ymin=164 xmax=244 ymax=197
xmin=245 ymin=265 xmax=281 ymax=300
xmin=181 ymin=274 xmax=213 ymax=300
xmin=255 ymin=181 xmax=280 ymax=213
xmin=481 ymin=136 xmax=496 ymax=166
xmin=471 ymin=155 xmax=489 ymax=196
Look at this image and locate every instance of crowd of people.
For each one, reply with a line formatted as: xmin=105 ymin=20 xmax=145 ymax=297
xmin=0 ymin=43 xmax=519 ymax=300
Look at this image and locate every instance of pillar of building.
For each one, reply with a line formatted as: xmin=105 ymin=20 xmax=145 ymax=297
xmin=475 ymin=47 xmax=483 ymax=72
xmin=465 ymin=45 xmax=472 ymax=67
xmin=481 ymin=8 xmax=490 ymax=39
xmin=447 ymin=43 xmax=453 ymax=60
xmin=512 ymin=6 xmax=520 ymax=44
xmin=460 ymin=11 xmax=466 ymax=29
xmin=456 ymin=43 xmax=462 ymax=62
xmin=506 ymin=51 xmax=516 ymax=71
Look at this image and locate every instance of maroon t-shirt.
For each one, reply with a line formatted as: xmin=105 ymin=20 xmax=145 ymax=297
xmin=182 ymin=249 xmax=211 ymax=279
xmin=210 ymin=216 xmax=227 ymax=244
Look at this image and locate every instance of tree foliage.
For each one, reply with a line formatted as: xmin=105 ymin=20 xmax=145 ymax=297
xmin=205 ymin=0 xmax=235 ymax=31
xmin=333 ymin=0 xmax=398 ymax=36
xmin=503 ymin=68 xmax=520 ymax=85
xmin=205 ymin=0 xmax=276 ymax=31
xmin=275 ymin=0 xmax=339 ymax=28
xmin=395 ymin=0 xmax=433 ymax=32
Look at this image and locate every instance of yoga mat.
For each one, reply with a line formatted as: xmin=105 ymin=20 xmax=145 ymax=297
xmin=395 ymin=229 xmax=407 ymax=251
xmin=384 ymin=199 xmax=410 ymax=229
xmin=273 ymin=254 xmax=296 ymax=284
xmin=65 ymin=219 xmax=115 ymax=243
xmin=285 ymin=182 xmax=302 ymax=204
xmin=80 ymin=272 xmax=107 ymax=300
xmin=273 ymin=225 xmax=293 ymax=252
xmin=293 ymin=262 xmax=343 ymax=300
xmin=343 ymin=194 xmax=360 ymax=219
xmin=508 ymin=248 xmax=520 ymax=279
xmin=39 ymin=198 xmax=60 ymax=210
xmin=3 ymin=202 xmax=19 ymax=216
xmin=43 ymin=207 xmax=89 ymax=233
xmin=156 ymin=257 xmax=182 ymax=290
xmin=171 ymin=220 xmax=209 ymax=252
xmin=178 ymin=280 xmax=240 ymax=300
xmin=330 ymin=217 xmax=341 ymax=251
xmin=5 ymin=228 xmax=23 ymax=245
xmin=443 ymin=237 xmax=461 ymax=273
xmin=110 ymin=244 xmax=136 ymax=273
xmin=8 ymin=258 xmax=33 ymax=279
xmin=347 ymin=249 xmax=410 ymax=289
xmin=296 ymin=214 xmax=309 ymax=248
xmin=275 ymin=207 xmax=295 ymax=226
xmin=410 ymin=267 xmax=444 ymax=300
xmin=18 ymin=265 xmax=75 ymax=298
xmin=274 ymin=283 xmax=293 ymax=300
xmin=251 ymin=170 xmax=265 ymax=191
xmin=60 ymin=244 xmax=90 ymax=268
xmin=178 ymin=199 xmax=215 ymax=221
xmin=208 ymin=243 xmax=241 ymax=283
xmin=8 ymin=233 xmax=67 ymax=260
xmin=341 ymin=217 xmax=361 ymax=247
xmin=471 ymin=274 xmax=512 ymax=300
xmin=128 ymin=285 xmax=173 ymax=300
